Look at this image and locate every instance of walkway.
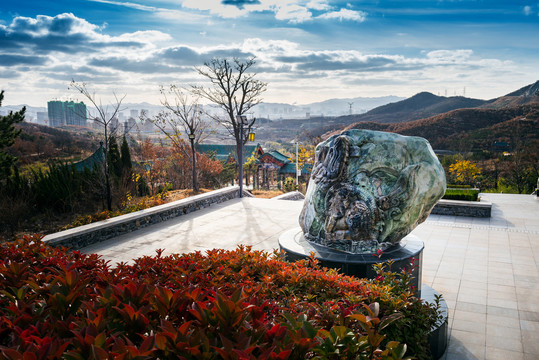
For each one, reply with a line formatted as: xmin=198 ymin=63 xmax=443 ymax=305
xmin=81 ymin=193 xmax=539 ymax=360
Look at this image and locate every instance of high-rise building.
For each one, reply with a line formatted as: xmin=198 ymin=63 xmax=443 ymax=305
xmin=130 ymin=109 xmax=138 ymax=118
xmin=47 ymin=101 xmax=65 ymax=127
xmin=47 ymin=100 xmax=87 ymax=127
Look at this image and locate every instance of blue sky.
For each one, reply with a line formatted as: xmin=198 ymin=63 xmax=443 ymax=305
xmin=1 ymin=0 xmax=538 ymax=106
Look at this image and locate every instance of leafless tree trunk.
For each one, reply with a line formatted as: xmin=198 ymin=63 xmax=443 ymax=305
xmin=192 ymin=57 xmax=267 ymax=194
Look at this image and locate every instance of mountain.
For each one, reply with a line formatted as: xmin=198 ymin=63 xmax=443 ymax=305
xmin=3 ymin=96 xmax=405 ymax=124
xmin=333 ymin=92 xmax=489 ymax=125
xmin=250 ymin=95 xmax=405 ymax=119
xmin=479 ymin=81 xmax=539 ymax=110
xmin=344 ymin=102 xmax=539 ymax=151
xmin=504 ymin=80 xmax=539 ymax=97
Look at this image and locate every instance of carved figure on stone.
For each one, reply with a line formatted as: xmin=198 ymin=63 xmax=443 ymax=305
xmin=300 ymin=129 xmax=446 ymax=254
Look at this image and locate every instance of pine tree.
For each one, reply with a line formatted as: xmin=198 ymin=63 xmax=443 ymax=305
xmin=120 ymin=136 xmax=132 ymax=174
xmin=0 ymin=91 xmax=25 ymax=179
xmin=107 ymin=135 xmax=122 ymax=179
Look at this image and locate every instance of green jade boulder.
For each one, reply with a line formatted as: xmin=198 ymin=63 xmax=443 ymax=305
xmin=300 ymin=130 xmax=446 ymax=254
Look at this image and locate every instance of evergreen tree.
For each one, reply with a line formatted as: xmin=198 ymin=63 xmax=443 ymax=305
xmin=120 ymin=136 xmax=132 ymax=174
xmin=0 ymin=91 xmax=25 ymax=179
xmin=107 ymin=135 xmax=122 ymax=179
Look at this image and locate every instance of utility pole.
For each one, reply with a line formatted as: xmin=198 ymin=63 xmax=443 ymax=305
xmin=296 ymin=141 xmax=299 ymax=186
xmin=236 ymin=115 xmax=248 ymax=198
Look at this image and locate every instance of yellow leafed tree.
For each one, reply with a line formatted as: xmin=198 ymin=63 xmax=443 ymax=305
xmin=449 ymin=160 xmax=481 ymax=185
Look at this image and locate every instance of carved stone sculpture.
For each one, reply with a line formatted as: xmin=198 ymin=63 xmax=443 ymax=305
xmin=299 ymin=130 xmax=446 ymax=254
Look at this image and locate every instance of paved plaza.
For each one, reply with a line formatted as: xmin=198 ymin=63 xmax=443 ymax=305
xmin=81 ymin=193 xmax=539 ymax=360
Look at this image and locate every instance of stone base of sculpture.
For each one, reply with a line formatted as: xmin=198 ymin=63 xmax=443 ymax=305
xmin=279 ymin=227 xmax=424 ymax=297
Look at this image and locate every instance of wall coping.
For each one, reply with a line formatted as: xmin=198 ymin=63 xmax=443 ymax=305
xmin=272 ymin=191 xmax=305 ymax=201
xmin=42 ymin=186 xmax=242 ymax=246
xmin=436 ymin=198 xmax=492 ymax=208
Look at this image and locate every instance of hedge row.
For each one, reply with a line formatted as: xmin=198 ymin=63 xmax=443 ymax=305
xmin=0 ymin=235 xmax=441 ymax=359
xmin=443 ymin=188 xmax=479 ymax=201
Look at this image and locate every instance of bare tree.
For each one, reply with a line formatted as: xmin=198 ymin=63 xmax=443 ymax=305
xmin=192 ymin=57 xmax=267 ymax=192
xmin=69 ymin=80 xmax=126 ymax=210
xmin=145 ymin=85 xmax=211 ymax=192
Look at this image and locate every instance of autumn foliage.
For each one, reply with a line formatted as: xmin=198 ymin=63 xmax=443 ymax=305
xmin=0 ymin=236 xmax=441 ymax=359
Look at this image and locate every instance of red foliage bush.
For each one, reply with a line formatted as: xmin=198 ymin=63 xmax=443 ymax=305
xmin=0 ymin=235 xmax=438 ymax=359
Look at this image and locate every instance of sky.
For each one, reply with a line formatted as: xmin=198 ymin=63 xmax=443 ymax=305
xmin=1 ymin=0 xmax=538 ymax=107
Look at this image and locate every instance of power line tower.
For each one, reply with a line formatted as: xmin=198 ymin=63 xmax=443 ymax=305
xmin=347 ymin=102 xmax=354 ymax=115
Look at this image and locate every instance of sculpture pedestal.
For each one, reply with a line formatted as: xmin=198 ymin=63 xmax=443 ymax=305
xmin=279 ymin=227 xmax=424 ymax=297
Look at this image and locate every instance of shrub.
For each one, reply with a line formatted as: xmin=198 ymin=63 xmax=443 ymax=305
xmin=283 ymin=177 xmax=297 ymax=192
xmin=446 ymin=184 xmax=473 ymax=189
xmin=443 ymin=188 xmax=479 ymax=201
xmin=0 ymin=235 xmax=441 ymax=359
xmin=62 ymin=193 xmax=167 ymax=230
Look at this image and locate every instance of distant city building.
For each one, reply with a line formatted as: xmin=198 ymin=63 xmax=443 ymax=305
xmin=36 ymin=111 xmax=48 ymax=125
xmin=130 ymin=109 xmax=138 ymax=118
xmin=47 ymin=100 xmax=87 ymax=127
xmin=127 ymin=117 xmax=137 ymax=132
xmin=110 ymin=117 xmax=120 ymax=134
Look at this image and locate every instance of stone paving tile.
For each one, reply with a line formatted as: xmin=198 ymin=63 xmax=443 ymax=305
xmin=485 ymin=347 xmax=524 ymax=360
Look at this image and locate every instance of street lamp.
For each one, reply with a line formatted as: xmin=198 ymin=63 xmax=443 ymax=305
xmin=296 ymin=141 xmax=299 ymax=186
xmin=236 ymin=115 xmax=248 ymax=198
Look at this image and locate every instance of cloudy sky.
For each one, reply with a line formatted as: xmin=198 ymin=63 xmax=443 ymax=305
xmin=1 ymin=0 xmax=538 ymax=106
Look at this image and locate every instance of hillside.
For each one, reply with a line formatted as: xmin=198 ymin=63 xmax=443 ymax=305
xmin=504 ymin=80 xmax=539 ymax=97
xmin=345 ymin=103 xmax=539 ymax=151
xmin=332 ymin=92 xmax=488 ymax=125
xmin=9 ymin=122 xmax=97 ymax=166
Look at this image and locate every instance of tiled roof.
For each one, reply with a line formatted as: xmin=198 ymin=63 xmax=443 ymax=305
xmin=72 ymin=145 xmax=104 ymax=172
xmin=267 ymin=150 xmax=291 ymax=164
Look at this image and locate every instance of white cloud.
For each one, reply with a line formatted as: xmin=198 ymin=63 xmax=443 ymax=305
xmin=306 ymin=0 xmax=330 ymax=11
xmin=180 ymin=0 xmax=248 ymax=18
xmin=274 ymin=4 xmax=313 ymax=23
xmin=523 ymin=5 xmax=532 ymax=15
xmin=1 ymin=13 xmax=533 ymax=106
xmin=89 ymin=0 xmax=208 ymax=21
xmin=425 ymin=49 xmax=474 ymax=63
xmin=316 ymin=9 xmax=366 ymax=22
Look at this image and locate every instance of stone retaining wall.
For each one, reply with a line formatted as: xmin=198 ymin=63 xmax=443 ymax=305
xmin=431 ymin=198 xmax=491 ymax=217
xmin=43 ymin=186 xmax=243 ymax=250
xmin=273 ymin=191 xmax=305 ymax=201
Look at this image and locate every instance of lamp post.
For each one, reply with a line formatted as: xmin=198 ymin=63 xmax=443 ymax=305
xmin=188 ymin=133 xmax=198 ymax=192
xmin=296 ymin=141 xmax=299 ymax=186
xmin=236 ymin=115 xmax=248 ymax=198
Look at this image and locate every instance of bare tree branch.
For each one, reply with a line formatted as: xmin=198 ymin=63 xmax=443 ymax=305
xmin=69 ymin=80 xmax=126 ymax=210
xmin=192 ymin=57 xmax=267 ymax=148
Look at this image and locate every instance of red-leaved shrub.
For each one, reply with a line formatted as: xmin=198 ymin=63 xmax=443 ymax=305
xmin=0 ymin=235 xmax=438 ymax=359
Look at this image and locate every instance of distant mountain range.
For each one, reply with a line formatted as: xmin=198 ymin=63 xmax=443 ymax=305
xmin=1 ymin=96 xmax=405 ymax=123
xmin=334 ymin=80 xmax=539 ymax=151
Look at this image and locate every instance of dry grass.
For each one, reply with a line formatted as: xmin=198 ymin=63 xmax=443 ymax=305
xmin=164 ymin=188 xmax=213 ymax=202
xmin=250 ymin=189 xmax=284 ymax=199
